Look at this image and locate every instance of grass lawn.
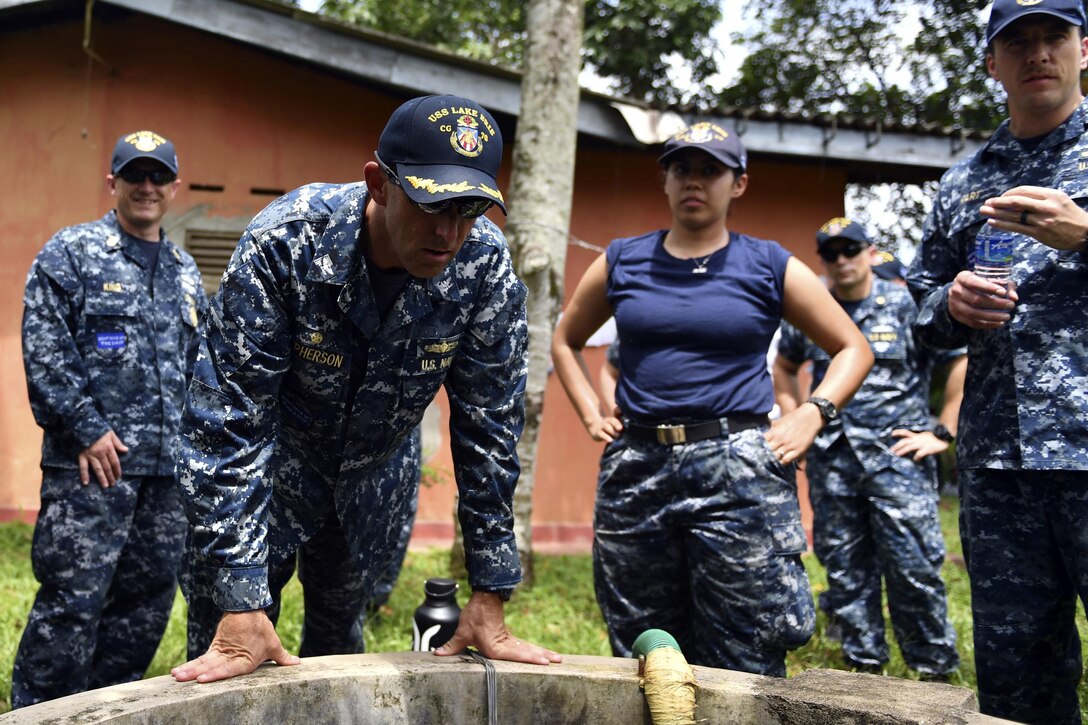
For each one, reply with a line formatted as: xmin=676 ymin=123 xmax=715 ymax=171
xmin=2 ymin=496 xmax=1086 ymax=717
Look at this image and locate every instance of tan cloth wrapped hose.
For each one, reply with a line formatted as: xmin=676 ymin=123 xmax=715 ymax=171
xmin=633 ymin=629 xmax=699 ymax=725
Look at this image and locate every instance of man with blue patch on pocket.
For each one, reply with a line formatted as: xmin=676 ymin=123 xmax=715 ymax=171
xmin=171 ymin=94 xmax=561 ymax=685
xmin=775 ymin=217 xmax=964 ymax=680
xmin=908 ymin=0 xmax=1088 ymax=720
xmin=13 ymin=131 xmax=206 ymax=708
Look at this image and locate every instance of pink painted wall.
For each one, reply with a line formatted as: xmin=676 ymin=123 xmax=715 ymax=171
xmin=1 ymin=11 xmax=843 ymax=548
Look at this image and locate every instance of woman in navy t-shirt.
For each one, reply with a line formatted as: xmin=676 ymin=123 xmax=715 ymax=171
xmin=552 ymin=123 xmax=873 ymax=676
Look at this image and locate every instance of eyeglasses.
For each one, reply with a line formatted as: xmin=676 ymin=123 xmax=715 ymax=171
xmin=117 ymin=168 xmax=177 ymax=186
xmin=817 ymin=241 xmax=868 ymax=263
xmin=376 ymin=156 xmax=493 ymax=219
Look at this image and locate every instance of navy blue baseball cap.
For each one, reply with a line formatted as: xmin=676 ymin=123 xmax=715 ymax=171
xmin=111 ymin=130 xmax=178 ymax=174
xmin=377 ymin=94 xmax=506 ymax=214
xmin=986 ymin=0 xmax=1087 ymax=45
xmin=871 ymin=250 xmax=908 ymax=281
xmin=816 ymin=217 xmax=871 ymax=249
xmin=658 ymin=122 xmax=747 ymax=172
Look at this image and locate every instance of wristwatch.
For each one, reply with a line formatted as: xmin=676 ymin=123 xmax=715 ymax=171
xmin=806 ymin=396 xmax=839 ymax=424
xmin=933 ymin=424 xmax=955 ymax=443
xmin=475 ymin=587 xmax=514 ymax=602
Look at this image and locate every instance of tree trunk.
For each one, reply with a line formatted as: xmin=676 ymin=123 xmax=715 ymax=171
xmin=503 ymin=0 xmax=585 ymax=586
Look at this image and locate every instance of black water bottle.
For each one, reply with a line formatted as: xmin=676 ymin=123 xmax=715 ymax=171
xmin=412 ymin=578 xmax=461 ymax=651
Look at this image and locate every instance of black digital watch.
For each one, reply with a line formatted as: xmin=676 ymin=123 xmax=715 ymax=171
xmin=806 ymin=396 xmax=839 ymax=424
xmin=933 ymin=424 xmax=955 ymax=443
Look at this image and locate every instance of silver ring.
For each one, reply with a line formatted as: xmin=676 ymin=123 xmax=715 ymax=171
xmin=1020 ymin=210 xmax=1029 ymax=225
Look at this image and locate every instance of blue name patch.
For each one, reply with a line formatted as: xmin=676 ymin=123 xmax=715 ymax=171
xmin=96 ymin=332 xmax=126 ymax=350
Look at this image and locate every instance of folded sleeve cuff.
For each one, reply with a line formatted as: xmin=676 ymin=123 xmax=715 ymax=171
xmin=465 ymin=537 xmax=522 ymax=592
xmin=72 ymin=410 xmax=111 ymax=451
xmin=916 ymin=282 xmax=970 ymax=350
xmin=213 ymin=565 xmax=273 ymax=612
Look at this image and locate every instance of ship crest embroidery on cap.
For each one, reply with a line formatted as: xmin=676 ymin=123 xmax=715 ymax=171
xmin=451 ymin=114 xmax=484 ymax=158
xmin=673 ymin=122 xmax=730 ymax=145
xmin=124 ymin=131 xmax=167 ymax=153
xmin=820 ymin=217 xmax=852 ymax=236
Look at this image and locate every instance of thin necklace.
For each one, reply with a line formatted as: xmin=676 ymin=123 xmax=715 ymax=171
xmin=686 ymin=230 xmax=728 ymax=274
xmin=692 ymin=253 xmax=714 ymax=274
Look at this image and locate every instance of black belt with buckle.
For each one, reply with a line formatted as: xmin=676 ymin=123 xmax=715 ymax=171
xmin=625 ymin=415 xmax=768 ymax=445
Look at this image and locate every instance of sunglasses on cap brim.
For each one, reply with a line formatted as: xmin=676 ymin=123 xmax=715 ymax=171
xmin=375 ymin=155 xmax=494 ymax=219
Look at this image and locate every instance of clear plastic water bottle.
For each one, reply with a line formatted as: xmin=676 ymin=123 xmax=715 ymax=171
xmin=412 ymin=578 xmax=461 ymax=651
xmin=973 ymin=224 xmax=1014 ymax=286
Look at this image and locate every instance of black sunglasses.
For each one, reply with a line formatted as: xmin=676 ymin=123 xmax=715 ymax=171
xmin=818 ymin=241 xmax=868 ymax=263
xmin=376 ymin=156 xmax=493 ymax=220
xmin=117 ymin=167 xmax=177 ymax=186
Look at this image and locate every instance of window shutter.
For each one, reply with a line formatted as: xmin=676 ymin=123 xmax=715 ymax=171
xmin=186 ymin=231 xmax=239 ymax=296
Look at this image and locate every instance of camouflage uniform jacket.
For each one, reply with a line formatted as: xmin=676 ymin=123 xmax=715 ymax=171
xmin=779 ymin=278 xmax=961 ymax=475
xmin=178 ymin=183 xmax=528 ymax=611
xmin=907 ymin=97 xmax=1088 ymax=471
xmin=22 ymin=210 xmax=206 ymax=483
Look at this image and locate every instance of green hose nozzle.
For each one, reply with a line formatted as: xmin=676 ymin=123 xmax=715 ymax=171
xmin=632 ymin=628 xmax=682 ymax=658
xmin=631 ymin=629 xmax=698 ymax=725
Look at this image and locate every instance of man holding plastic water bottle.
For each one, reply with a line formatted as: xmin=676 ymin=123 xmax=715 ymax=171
xmin=907 ymin=1 xmax=1088 ymax=722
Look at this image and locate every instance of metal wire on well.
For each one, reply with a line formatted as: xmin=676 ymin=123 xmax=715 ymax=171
xmin=464 ymin=648 xmax=498 ymax=725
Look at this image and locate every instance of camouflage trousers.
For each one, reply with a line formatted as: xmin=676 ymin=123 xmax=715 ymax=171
xmin=368 ymin=493 xmax=417 ymax=611
xmin=806 ymin=438 xmax=957 ymax=674
xmin=265 ymin=496 xmax=416 ymax=657
xmin=181 ymin=429 xmax=420 ymax=658
xmin=11 ymin=471 xmax=186 ymax=709
xmin=594 ymin=426 xmax=814 ymax=676
xmin=960 ymin=468 xmax=1088 ymax=725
